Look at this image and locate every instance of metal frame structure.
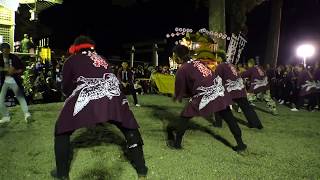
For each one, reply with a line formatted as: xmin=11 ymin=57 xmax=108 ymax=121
xmin=0 ymin=0 xmax=62 ymax=50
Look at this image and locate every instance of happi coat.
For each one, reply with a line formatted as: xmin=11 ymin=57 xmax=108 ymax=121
xmin=174 ymin=60 xmax=233 ymax=118
xmin=56 ymin=51 xmax=138 ymax=134
xmin=215 ymin=62 xmax=247 ymax=99
xmin=297 ymin=70 xmax=317 ymax=96
xmin=241 ymin=66 xmax=269 ymax=94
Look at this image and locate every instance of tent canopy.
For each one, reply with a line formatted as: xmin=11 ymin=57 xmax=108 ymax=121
xmin=19 ymin=0 xmax=63 ymax=13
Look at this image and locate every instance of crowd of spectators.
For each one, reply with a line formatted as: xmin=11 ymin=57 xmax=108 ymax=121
xmin=9 ymin=53 xmax=319 ymax=112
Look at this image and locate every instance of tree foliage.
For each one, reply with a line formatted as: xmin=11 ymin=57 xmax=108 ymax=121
xmin=227 ymin=0 xmax=267 ymax=34
xmin=197 ymin=0 xmax=267 ymax=34
xmin=110 ymin=0 xmax=267 ymax=35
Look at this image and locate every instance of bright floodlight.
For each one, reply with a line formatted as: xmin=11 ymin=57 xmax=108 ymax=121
xmin=296 ymin=44 xmax=315 ymax=67
xmin=297 ymin=44 xmax=315 ymax=58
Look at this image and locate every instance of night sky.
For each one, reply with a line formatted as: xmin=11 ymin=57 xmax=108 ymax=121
xmin=245 ymin=0 xmax=320 ymax=65
xmin=35 ymin=0 xmax=320 ymax=65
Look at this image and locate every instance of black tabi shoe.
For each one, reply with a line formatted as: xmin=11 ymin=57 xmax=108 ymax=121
xmin=166 ymin=127 xmax=175 ymax=141
xmin=256 ymin=124 xmax=264 ymax=129
xmin=233 ymin=144 xmax=247 ymax=152
xmin=137 ymin=166 xmax=148 ymax=179
xmin=248 ymin=123 xmax=263 ymax=130
xmin=50 ymin=169 xmax=69 ymax=180
xmin=212 ymin=122 xmax=222 ymax=128
xmin=174 ymin=142 xmax=182 ymax=149
xmin=166 ymin=127 xmax=183 ymax=149
xmin=166 ymin=140 xmax=182 ymax=150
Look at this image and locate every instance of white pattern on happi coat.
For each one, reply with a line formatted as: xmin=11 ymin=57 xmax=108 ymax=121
xmin=225 ymin=78 xmax=245 ymax=92
xmin=316 ymin=81 xmax=320 ymax=89
xmin=194 ymin=76 xmax=225 ymax=110
xmin=302 ymin=80 xmax=318 ymax=91
xmin=68 ymin=73 xmax=121 ymax=116
xmin=87 ymin=51 xmax=109 ymax=69
xmin=252 ymin=77 xmax=268 ymax=90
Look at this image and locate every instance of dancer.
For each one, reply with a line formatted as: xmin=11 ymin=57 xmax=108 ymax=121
xmin=214 ymin=61 xmax=263 ymax=129
xmin=290 ymin=64 xmax=317 ymax=111
xmin=167 ymin=45 xmax=247 ymax=152
xmin=52 ymin=36 xmax=147 ymax=179
xmin=241 ymin=59 xmax=278 ymax=115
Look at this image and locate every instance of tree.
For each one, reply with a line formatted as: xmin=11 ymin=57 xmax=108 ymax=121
xmin=209 ymin=0 xmax=226 ymax=49
xmin=264 ymin=0 xmax=283 ymax=66
xmin=207 ymin=0 xmax=267 ymax=50
xmin=227 ymin=0 xmax=267 ymax=34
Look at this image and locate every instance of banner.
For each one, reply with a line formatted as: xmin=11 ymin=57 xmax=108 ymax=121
xmin=234 ymin=35 xmax=247 ymax=65
xmin=226 ymin=33 xmax=247 ymax=65
xmin=39 ymin=47 xmax=51 ymax=62
xmin=150 ymin=73 xmax=175 ymax=95
xmin=226 ymin=34 xmax=239 ymax=64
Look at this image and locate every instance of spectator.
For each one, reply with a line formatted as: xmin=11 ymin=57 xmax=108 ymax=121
xmin=117 ymin=61 xmax=140 ymax=106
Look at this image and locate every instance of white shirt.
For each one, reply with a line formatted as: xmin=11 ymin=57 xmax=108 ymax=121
xmin=3 ymin=56 xmax=16 ymax=84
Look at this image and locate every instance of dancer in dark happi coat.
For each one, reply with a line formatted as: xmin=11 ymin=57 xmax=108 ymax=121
xmin=52 ymin=36 xmax=147 ymax=180
xmin=290 ymin=64 xmax=317 ymax=111
xmin=167 ymin=45 xmax=247 ymax=152
xmin=241 ymin=59 xmax=278 ymax=115
xmin=214 ymin=62 xmax=263 ymax=129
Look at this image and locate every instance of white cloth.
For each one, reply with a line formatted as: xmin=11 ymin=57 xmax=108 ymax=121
xmin=3 ymin=57 xmax=16 ymax=84
xmin=4 ymin=76 xmax=16 ymax=84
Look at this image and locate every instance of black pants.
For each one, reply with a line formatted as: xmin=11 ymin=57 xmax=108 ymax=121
xmin=54 ymin=123 xmax=147 ymax=178
xmin=171 ymin=108 xmax=245 ymax=147
xmin=282 ymin=82 xmax=293 ymax=102
xmin=316 ymin=92 xmax=320 ymax=109
xmin=275 ymin=82 xmax=284 ymax=100
xmin=270 ymin=80 xmax=277 ymax=99
xmin=234 ymin=97 xmax=263 ymax=128
xmin=123 ymin=83 xmax=138 ymax=105
xmin=295 ymin=93 xmax=317 ymax=110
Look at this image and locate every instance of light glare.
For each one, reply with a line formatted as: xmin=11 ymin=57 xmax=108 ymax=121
xmin=296 ymin=44 xmax=315 ymax=58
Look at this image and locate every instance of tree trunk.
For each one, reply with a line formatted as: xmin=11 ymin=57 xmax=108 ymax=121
xmin=264 ymin=0 xmax=283 ymax=67
xmin=209 ymin=0 xmax=226 ymax=50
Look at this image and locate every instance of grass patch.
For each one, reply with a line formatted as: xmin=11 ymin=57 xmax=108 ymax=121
xmin=1 ymin=95 xmax=320 ymax=179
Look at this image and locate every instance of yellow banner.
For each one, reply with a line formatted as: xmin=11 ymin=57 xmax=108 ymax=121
xmin=150 ymin=73 xmax=175 ymax=95
xmin=39 ymin=47 xmax=51 ymax=62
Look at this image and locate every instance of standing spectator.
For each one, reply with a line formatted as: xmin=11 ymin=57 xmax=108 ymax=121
xmin=275 ymin=65 xmax=285 ymax=103
xmin=117 ymin=62 xmax=140 ymax=106
xmin=0 ymin=43 xmax=31 ymax=123
xmin=282 ymin=65 xmax=295 ymax=104
xmin=21 ymin=34 xmax=32 ymax=53
xmin=265 ymin=64 xmax=277 ymax=99
xmin=313 ymin=61 xmax=320 ymax=109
